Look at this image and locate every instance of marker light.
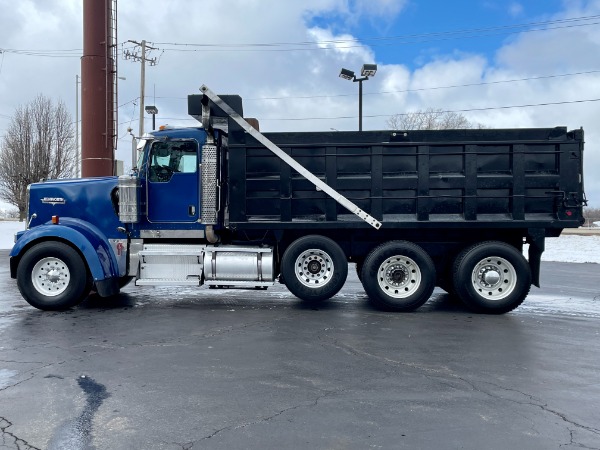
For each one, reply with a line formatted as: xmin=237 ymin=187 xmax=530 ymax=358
xmin=52 ymin=216 xmax=59 ymax=224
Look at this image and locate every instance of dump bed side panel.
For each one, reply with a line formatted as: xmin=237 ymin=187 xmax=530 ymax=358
xmin=226 ymin=127 xmax=585 ymax=230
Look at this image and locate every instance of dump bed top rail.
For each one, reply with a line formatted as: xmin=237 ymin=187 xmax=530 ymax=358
xmin=228 ymin=130 xmax=584 ymax=229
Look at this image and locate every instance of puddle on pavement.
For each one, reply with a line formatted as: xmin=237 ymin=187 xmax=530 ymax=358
xmin=46 ymin=376 xmax=110 ymax=450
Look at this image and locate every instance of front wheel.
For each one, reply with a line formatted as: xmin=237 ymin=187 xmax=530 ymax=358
xmin=281 ymin=235 xmax=348 ymax=303
xmin=17 ymin=242 xmax=90 ymax=311
xmin=361 ymin=241 xmax=436 ymax=312
xmin=452 ymin=241 xmax=531 ymax=314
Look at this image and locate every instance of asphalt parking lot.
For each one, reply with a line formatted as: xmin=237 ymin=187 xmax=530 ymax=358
xmin=1 ymin=251 xmax=600 ymax=450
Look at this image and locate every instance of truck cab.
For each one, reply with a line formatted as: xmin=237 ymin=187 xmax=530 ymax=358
xmin=138 ymin=128 xmax=205 ymax=224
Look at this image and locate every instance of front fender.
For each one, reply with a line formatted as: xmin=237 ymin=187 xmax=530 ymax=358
xmin=10 ymin=219 xmax=121 ymax=284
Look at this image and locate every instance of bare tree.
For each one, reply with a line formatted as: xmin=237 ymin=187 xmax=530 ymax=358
xmin=0 ymin=95 xmax=76 ymax=220
xmin=387 ymin=108 xmax=485 ymax=130
xmin=0 ymin=208 xmax=19 ymax=219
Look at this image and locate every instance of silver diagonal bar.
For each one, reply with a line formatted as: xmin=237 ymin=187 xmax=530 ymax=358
xmin=200 ymin=85 xmax=382 ymax=229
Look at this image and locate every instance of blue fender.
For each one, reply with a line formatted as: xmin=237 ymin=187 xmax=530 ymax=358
xmin=10 ymin=218 xmax=120 ymax=285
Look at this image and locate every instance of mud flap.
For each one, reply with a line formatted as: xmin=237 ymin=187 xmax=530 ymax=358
xmin=95 ymin=277 xmax=120 ymax=297
xmin=527 ymin=229 xmax=545 ymax=288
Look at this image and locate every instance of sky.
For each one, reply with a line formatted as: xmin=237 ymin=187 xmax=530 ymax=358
xmin=0 ymin=0 xmax=599 ymax=208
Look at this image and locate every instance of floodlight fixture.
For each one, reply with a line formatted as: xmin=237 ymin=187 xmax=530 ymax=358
xmin=339 ymin=68 xmax=355 ymax=81
xmin=145 ymin=105 xmax=158 ymax=130
xmin=361 ymin=64 xmax=377 ymax=77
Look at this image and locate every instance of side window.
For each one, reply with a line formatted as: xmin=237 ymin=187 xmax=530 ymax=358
xmin=148 ymin=141 xmax=197 ymax=183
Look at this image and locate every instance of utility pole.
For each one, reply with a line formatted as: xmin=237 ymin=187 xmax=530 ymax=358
xmin=124 ymin=40 xmax=159 ymax=137
xmin=138 ymin=40 xmax=146 ymax=138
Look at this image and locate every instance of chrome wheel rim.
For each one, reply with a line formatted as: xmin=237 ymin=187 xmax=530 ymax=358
xmin=377 ymin=255 xmax=421 ymax=298
xmin=471 ymin=256 xmax=517 ymax=300
xmin=294 ymin=249 xmax=334 ymax=288
xmin=31 ymin=257 xmax=70 ymax=297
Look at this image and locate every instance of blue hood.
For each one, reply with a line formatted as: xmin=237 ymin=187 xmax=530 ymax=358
xmin=27 ymin=176 xmax=123 ymax=239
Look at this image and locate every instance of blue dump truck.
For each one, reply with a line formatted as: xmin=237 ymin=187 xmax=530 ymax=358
xmin=9 ymin=86 xmax=586 ymax=313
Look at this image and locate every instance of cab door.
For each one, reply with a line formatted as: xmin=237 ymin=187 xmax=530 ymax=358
xmin=146 ymin=139 xmax=199 ymax=223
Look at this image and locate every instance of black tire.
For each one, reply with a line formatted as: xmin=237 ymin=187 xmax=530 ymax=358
xmin=281 ymin=235 xmax=348 ymax=302
xmin=16 ymin=242 xmax=90 ymax=311
xmin=452 ymin=241 xmax=531 ymax=314
xmin=361 ymin=241 xmax=436 ymax=312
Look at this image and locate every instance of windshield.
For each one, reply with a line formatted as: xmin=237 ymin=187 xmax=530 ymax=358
xmin=148 ymin=140 xmax=198 ymax=183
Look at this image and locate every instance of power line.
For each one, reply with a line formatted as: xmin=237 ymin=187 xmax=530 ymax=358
xmin=156 ymin=15 xmax=600 ymax=47
xmin=376 ymin=70 xmax=600 ymax=96
xmin=0 ymin=46 xmax=131 ymax=58
xmin=142 ymin=69 xmax=600 ymax=103
xmin=258 ymin=98 xmax=600 ymax=122
xmin=4 ymin=14 xmax=598 ymax=59
xmin=153 ymin=15 xmax=600 ymax=52
xmin=121 ymin=96 xmax=600 ymax=125
xmin=251 ymin=69 xmax=600 ymax=100
xmin=0 ymin=48 xmax=82 ymax=58
xmin=118 ymin=97 xmax=139 ymax=108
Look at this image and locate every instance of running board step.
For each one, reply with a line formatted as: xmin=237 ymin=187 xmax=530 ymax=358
xmin=136 ymin=278 xmax=201 ymax=286
xmin=138 ymin=244 xmax=204 ymax=281
xmin=204 ymin=280 xmax=274 ymax=287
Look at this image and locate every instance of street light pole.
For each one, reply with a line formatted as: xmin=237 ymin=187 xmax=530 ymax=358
xmin=358 ymin=77 xmax=364 ymax=131
xmin=339 ymin=64 xmax=377 ymax=132
xmin=145 ymin=106 xmax=158 ymax=131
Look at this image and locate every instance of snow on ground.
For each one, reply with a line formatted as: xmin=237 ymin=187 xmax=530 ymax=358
xmin=1 ymin=221 xmax=26 ymax=250
xmin=524 ymin=234 xmax=600 ymax=264
xmin=0 ymin=220 xmax=598 ymax=263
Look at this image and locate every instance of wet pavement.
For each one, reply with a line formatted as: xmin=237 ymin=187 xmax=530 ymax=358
xmin=1 ymin=249 xmax=600 ymax=449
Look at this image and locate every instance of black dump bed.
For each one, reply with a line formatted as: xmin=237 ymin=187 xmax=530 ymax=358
xmin=225 ymin=127 xmax=585 ymax=230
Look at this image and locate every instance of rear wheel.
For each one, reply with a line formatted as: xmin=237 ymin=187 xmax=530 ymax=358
xmin=361 ymin=241 xmax=436 ymax=312
xmin=281 ymin=235 xmax=348 ymax=303
xmin=452 ymin=241 xmax=531 ymax=314
xmin=17 ymin=242 xmax=90 ymax=310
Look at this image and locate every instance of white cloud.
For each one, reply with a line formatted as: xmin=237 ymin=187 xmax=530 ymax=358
xmin=307 ymin=27 xmax=374 ymax=61
xmin=508 ymin=2 xmax=525 ymax=17
xmin=340 ymin=0 xmax=409 ymax=24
